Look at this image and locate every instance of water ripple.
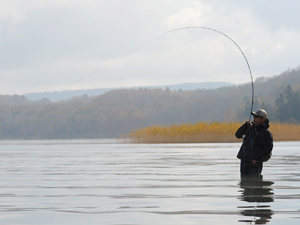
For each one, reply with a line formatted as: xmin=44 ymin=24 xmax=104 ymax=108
xmin=0 ymin=141 xmax=299 ymax=224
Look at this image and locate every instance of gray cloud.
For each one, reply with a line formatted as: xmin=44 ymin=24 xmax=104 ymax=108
xmin=0 ymin=0 xmax=299 ymax=94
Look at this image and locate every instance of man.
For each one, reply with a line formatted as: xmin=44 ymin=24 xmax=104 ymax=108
xmin=235 ymin=109 xmax=273 ymax=176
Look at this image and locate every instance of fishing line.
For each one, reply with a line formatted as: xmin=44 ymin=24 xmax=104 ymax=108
xmin=0 ymin=26 xmax=254 ymax=128
xmin=0 ymin=33 xmax=168 ymax=128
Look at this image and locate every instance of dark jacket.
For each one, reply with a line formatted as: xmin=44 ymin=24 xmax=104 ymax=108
xmin=235 ymin=121 xmax=273 ymax=162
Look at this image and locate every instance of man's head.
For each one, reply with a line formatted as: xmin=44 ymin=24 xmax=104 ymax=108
xmin=251 ymin=109 xmax=268 ymax=126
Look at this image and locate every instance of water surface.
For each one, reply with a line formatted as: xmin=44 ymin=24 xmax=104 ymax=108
xmin=0 ymin=140 xmax=299 ymax=224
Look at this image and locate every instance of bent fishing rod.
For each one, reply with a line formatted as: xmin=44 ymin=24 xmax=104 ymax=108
xmin=164 ymin=27 xmax=254 ymax=122
xmin=0 ymin=26 xmax=254 ymax=128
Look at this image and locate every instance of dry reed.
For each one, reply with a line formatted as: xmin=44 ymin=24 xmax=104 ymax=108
xmin=127 ymin=122 xmax=300 ymax=143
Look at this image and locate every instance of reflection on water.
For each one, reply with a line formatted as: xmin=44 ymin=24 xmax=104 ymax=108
xmin=238 ymin=175 xmax=274 ymax=224
xmin=0 ymin=140 xmax=299 ymax=224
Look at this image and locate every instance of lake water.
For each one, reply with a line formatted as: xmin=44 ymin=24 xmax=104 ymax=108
xmin=0 ymin=140 xmax=299 ymax=225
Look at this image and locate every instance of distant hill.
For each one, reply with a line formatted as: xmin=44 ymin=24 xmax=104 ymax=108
xmin=24 ymin=88 xmax=113 ymax=102
xmin=24 ymin=82 xmax=234 ymax=102
xmin=0 ymin=67 xmax=300 ymax=139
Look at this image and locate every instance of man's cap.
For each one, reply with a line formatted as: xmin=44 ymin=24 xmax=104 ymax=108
xmin=252 ymin=109 xmax=268 ymax=119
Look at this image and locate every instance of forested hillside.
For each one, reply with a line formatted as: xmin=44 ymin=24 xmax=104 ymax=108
xmin=24 ymin=82 xmax=233 ymax=101
xmin=0 ymin=67 xmax=299 ymax=139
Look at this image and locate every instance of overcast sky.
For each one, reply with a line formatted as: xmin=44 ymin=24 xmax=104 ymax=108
xmin=1 ymin=0 xmax=300 ymax=95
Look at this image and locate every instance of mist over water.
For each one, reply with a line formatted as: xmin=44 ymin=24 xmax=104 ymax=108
xmin=0 ymin=140 xmax=299 ymax=224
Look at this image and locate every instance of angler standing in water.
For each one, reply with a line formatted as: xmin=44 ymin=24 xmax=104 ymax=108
xmin=235 ymin=109 xmax=273 ymax=176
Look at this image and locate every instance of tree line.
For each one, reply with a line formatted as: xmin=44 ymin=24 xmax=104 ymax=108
xmin=0 ymin=68 xmax=300 ymax=139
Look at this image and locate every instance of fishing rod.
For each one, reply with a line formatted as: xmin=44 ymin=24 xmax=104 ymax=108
xmin=0 ymin=26 xmax=254 ymax=128
xmin=165 ymin=27 xmax=254 ymax=122
xmin=77 ymin=26 xmax=254 ymax=122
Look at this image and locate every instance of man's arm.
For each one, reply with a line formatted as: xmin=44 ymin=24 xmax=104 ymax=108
xmin=235 ymin=122 xmax=250 ymax=139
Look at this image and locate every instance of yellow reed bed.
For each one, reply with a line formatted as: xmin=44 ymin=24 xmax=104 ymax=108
xmin=128 ymin=122 xmax=300 ymax=143
xmin=270 ymin=122 xmax=300 ymax=141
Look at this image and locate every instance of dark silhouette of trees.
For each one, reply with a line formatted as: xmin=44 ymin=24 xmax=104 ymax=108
xmin=275 ymin=85 xmax=300 ymax=122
